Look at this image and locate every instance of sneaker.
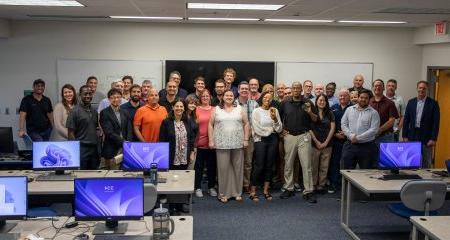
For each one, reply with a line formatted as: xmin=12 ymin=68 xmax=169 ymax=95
xmin=208 ymin=188 xmax=218 ymax=197
xmin=294 ymin=183 xmax=304 ymax=192
xmin=328 ymin=185 xmax=336 ymax=194
xmin=280 ymin=190 xmax=295 ymax=199
xmin=195 ymin=189 xmax=203 ymax=198
xmin=303 ymin=193 xmax=317 ymax=204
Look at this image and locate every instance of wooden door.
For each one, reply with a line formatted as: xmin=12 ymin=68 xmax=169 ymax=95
xmin=435 ymin=69 xmax=450 ymax=168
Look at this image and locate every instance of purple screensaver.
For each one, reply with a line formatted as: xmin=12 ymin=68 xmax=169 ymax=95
xmin=122 ymin=142 xmax=169 ymax=170
xmin=379 ymin=142 xmax=421 ymax=169
xmin=33 ymin=141 xmax=80 ymax=169
xmin=74 ymin=178 xmax=143 ymax=218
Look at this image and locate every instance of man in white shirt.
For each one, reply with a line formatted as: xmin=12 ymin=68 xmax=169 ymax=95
xmin=385 ymin=79 xmax=405 ymax=141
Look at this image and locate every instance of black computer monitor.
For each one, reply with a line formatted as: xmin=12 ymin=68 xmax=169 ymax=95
xmin=0 ymin=127 xmax=14 ymax=154
xmin=74 ymin=178 xmax=144 ymax=235
xmin=122 ymin=142 xmax=170 ymax=176
xmin=32 ymin=141 xmax=80 ymax=175
xmin=0 ymin=176 xmax=27 ymax=233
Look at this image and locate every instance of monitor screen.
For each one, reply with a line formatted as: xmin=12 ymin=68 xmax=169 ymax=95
xmin=33 ymin=141 xmax=80 ymax=170
xmin=122 ymin=142 xmax=169 ymax=171
xmin=74 ymin=178 xmax=144 ymax=220
xmin=379 ymin=142 xmax=422 ymax=169
xmin=0 ymin=176 xmax=27 ymax=219
xmin=0 ymin=127 xmax=14 ymax=153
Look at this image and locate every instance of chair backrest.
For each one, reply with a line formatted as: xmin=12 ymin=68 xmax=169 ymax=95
xmin=445 ymin=159 xmax=450 ymax=173
xmin=400 ymin=180 xmax=447 ymax=215
xmin=144 ymin=183 xmax=157 ymax=213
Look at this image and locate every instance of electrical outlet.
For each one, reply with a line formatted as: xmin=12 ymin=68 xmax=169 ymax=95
xmin=16 ymin=108 xmax=19 ymax=115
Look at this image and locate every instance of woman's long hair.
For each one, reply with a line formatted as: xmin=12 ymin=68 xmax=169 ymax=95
xmin=61 ymin=84 xmax=77 ymax=112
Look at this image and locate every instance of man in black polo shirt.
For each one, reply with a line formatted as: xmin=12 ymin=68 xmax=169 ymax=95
xmin=121 ymin=84 xmax=142 ymax=141
xmin=279 ymin=81 xmax=318 ymax=203
xmin=67 ymin=85 xmax=99 ymax=170
xmin=18 ymin=79 xmax=54 ymax=141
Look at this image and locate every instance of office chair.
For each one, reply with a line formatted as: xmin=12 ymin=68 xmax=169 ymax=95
xmin=387 ymin=180 xmax=447 ymax=218
xmin=144 ymin=183 xmax=158 ymax=214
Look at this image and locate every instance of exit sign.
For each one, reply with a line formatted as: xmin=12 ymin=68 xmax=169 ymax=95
xmin=435 ymin=22 xmax=447 ymax=35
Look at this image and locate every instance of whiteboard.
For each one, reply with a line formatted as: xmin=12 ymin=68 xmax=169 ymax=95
xmin=57 ymin=59 xmax=163 ymax=101
xmin=276 ymin=62 xmax=373 ymax=91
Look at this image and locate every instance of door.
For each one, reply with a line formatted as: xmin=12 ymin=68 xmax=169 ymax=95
xmin=433 ymin=69 xmax=450 ymax=168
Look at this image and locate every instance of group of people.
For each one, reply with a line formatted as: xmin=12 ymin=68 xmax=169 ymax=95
xmin=18 ymin=68 xmax=440 ymax=204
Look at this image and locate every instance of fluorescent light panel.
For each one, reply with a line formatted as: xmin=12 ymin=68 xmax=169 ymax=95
xmin=110 ymin=16 xmax=183 ymax=20
xmin=187 ymin=3 xmax=283 ymax=11
xmin=0 ymin=0 xmax=83 ymax=6
xmin=338 ymin=20 xmax=407 ymax=24
xmin=265 ymin=19 xmax=334 ymax=23
xmin=188 ymin=17 xmax=259 ymax=21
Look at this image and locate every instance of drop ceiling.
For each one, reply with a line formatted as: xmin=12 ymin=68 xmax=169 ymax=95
xmin=0 ymin=0 xmax=449 ymax=27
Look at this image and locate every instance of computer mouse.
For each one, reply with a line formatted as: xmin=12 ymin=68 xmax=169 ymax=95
xmin=75 ymin=233 xmax=89 ymax=240
xmin=27 ymin=177 xmax=34 ymax=182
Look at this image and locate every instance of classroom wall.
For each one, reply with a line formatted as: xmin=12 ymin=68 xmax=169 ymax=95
xmin=422 ymin=43 xmax=450 ymax=79
xmin=0 ymin=20 xmax=423 ymax=135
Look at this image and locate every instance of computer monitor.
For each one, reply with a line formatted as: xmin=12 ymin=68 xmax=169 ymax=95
xmin=122 ymin=142 xmax=170 ymax=175
xmin=0 ymin=176 xmax=27 ymax=233
xmin=33 ymin=141 xmax=80 ymax=175
xmin=74 ymin=178 xmax=144 ymax=235
xmin=0 ymin=127 xmax=14 ymax=154
xmin=379 ymin=142 xmax=422 ymax=174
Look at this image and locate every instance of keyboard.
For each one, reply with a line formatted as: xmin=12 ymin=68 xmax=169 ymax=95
xmin=94 ymin=235 xmax=151 ymax=240
xmin=382 ymin=174 xmax=422 ymax=180
xmin=143 ymin=177 xmax=167 ymax=184
xmin=35 ymin=174 xmax=75 ymax=181
xmin=431 ymin=171 xmax=449 ymax=177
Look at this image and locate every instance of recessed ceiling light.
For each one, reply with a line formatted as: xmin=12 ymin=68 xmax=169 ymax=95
xmin=338 ymin=20 xmax=407 ymax=24
xmin=110 ymin=16 xmax=183 ymax=20
xmin=187 ymin=3 xmax=283 ymax=11
xmin=0 ymin=0 xmax=83 ymax=6
xmin=188 ymin=17 xmax=260 ymax=21
xmin=265 ymin=19 xmax=334 ymax=23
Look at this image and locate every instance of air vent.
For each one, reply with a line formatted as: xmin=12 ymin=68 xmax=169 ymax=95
xmin=374 ymin=8 xmax=450 ymax=14
xmin=27 ymin=15 xmax=108 ymax=19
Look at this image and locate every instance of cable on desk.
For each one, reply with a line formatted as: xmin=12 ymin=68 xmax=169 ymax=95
xmin=135 ymin=219 xmax=152 ymax=235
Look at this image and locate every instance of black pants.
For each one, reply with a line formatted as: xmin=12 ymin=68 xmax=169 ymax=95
xmin=341 ymin=141 xmax=376 ymax=169
xmin=80 ymin=143 xmax=99 ymax=170
xmin=170 ymin=164 xmax=188 ymax=170
xmin=194 ymin=148 xmax=217 ymax=189
xmin=251 ymin=134 xmax=278 ymax=186
xmin=328 ymin=139 xmax=345 ymax=187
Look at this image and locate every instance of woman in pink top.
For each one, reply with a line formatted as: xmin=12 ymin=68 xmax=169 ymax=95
xmin=194 ymin=90 xmax=217 ymax=198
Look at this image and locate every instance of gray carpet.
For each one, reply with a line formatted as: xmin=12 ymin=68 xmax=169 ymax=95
xmin=191 ymin=189 xmax=450 ymax=240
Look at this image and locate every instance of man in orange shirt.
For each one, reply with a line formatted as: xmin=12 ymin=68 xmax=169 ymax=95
xmin=133 ymin=88 xmax=168 ymax=142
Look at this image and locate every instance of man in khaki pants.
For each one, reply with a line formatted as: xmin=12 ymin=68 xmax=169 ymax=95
xmin=278 ymin=81 xmax=318 ymax=203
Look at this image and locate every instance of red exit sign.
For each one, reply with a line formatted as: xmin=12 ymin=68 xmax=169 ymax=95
xmin=435 ymin=22 xmax=447 ymax=35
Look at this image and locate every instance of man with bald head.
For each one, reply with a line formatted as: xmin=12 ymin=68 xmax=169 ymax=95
xmin=311 ymin=83 xmax=324 ymax=104
xmin=279 ymin=81 xmax=318 ymax=203
xmin=349 ymin=74 xmax=372 ymax=96
xmin=159 ymin=71 xmax=188 ymax=99
xmin=134 ymin=88 xmax=168 ymax=142
xmin=328 ymin=88 xmax=352 ymax=193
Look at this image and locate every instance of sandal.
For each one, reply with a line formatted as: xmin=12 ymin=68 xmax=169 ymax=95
xmin=218 ymin=197 xmax=228 ymax=203
xmin=263 ymin=193 xmax=273 ymax=201
xmin=235 ymin=196 xmax=243 ymax=202
xmin=249 ymin=193 xmax=259 ymax=202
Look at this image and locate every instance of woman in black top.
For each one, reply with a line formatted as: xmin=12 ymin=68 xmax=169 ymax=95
xmin=159 ymin=99 xmax=196 ymax=170
xmin=310 ymin=94 xmax=335 ymax=193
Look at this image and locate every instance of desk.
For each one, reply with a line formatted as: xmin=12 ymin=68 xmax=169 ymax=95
xmin=9 ymin=216 xmax=192 ymax=240
xmin=340 ymin=169 xmax=450 ymax=240
xmin=410 ymin=216 xmax=450 ymax=240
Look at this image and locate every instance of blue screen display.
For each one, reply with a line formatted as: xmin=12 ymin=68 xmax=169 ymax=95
xmin=379 ymin=142 xmax=422 ymax=169
xmin=74 ymin=178 xmax=143 ymax=218
xmin=0 ymin=177 xmax=27 ymax=217
xmin=122 ymin=142 xmax=169 ymax=170
xmin=33 ymin=141 xmax=80 ymax=169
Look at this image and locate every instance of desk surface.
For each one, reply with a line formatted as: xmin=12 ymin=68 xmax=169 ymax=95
xmin=340 ymin=169 xmax=450 ymax=194
xmin=9 ymin=216 xmax=192 ymax=240
xmin=410 ymin=216 xmax=450 ymax=240
xmin=0 ymin=170 xmax=194 ymax=195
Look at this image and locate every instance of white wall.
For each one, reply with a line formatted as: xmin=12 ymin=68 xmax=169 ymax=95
xmin=414 ymin=25 xmax=450 ymax=45
xmin=0 ymin=20 xmax=423 ymax=134
xmin=421 ymin=43 xmax=450 ymax=79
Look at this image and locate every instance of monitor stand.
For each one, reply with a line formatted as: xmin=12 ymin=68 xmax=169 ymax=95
xmin=0 ymin=220 xmax=18 ymax=234
xmin=35 ymin=170 xmax=74 ymax=181
xmin=92 ymin=220 xmax=128 ymax=235
xmin=382 ymin=169 xmax=422 ymax=180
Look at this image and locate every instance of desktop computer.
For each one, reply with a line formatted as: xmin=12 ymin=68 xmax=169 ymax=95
xmin=0 ymin=176 xmax=27 ymax=233
xmin=379 ymin=142 xmax=422 ymax=180
xmin=74 ymin=178 xmax=144 ymax=235
xmin=33 ymin=141 xmax=80 ymax=181
xmin=122 ymin=142 xmax=169 ymax=183
xmin=0 ymin=127 xmax=15 ymax=155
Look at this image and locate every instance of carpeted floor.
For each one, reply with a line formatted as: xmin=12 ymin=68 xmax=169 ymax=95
xmin=191 ymin=189 xmax=450 ymax=240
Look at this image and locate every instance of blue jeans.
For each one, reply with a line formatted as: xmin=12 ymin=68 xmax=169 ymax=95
xmin=328 ymin=140 xmax=344 ymax=188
